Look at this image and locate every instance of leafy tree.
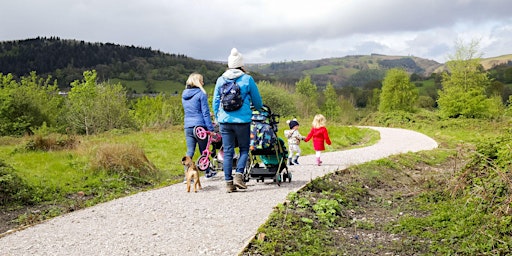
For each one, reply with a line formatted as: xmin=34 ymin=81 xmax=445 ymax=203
xmin=379 ymin=68 xmax=418 ymax=112
xmin=437 ymin=40 xmax=503 ymax=118
xmin=322 ymin=82 xmax=341 ymax=120
xmin=130 ymin=94 xmax=184 ymax=129
xmin=295 ymin=76 xmax=319 ymax=117
xmin=66 ymin=70 xmax=134 ymax=134
xmin=0 ymin=72 xmax=64 ymax=136
xmin=66 ymin=70 xmax=98 ymax=134
xmin=257 ymin=81 xmax=298 ymax=117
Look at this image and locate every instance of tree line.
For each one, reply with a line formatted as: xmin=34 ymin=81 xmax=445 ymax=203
xmin=0 ymin=37 xmax=229 ymax=89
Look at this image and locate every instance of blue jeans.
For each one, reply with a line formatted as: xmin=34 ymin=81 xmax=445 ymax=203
xmin=184 ymin=127 xmax=209 ymax=174
xmin=219 ymin=123 xmax=250 ymax=181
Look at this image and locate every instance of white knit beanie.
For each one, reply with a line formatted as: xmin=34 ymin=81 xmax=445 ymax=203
xmin=228 ymin=48 xmax=244 ymax=68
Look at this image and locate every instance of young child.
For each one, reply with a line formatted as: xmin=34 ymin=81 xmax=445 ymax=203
xmin=284 ymin=119 xmax=305 ymax=165
xmin=304 ymin=114 xmax=332 ymax=166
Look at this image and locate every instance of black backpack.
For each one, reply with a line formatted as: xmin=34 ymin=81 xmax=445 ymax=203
xmin=220 ymin=78 xmax=243 ymax=111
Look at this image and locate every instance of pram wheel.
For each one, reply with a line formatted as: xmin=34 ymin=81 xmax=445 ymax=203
xmin=193 ymin=126 xmax=208 ymax=141
xmin=283 ymin=172 xmax=292 ymax=182
xmin=196 ymin=155 xmax=210 ymax=171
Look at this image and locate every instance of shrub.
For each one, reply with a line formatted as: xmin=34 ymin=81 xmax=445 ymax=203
xmin=0 ymin=160 xmax=33 ymax=207
xmin=91 ymin=143 xmax=157 ymax=185
xmin=25 ymin=134 xmax=79 ymax=151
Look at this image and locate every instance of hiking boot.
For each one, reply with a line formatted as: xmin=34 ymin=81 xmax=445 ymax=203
xmin=233 ymin=173 xmax=247 ymax=189
xmin=288 ymin=158 xmax=294 ymax=166
xmin=226 ymin=181 xmax=237 ymax=193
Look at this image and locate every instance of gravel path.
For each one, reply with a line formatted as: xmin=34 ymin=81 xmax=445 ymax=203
xmin=0 ymin=127 xmax=437 ymax=256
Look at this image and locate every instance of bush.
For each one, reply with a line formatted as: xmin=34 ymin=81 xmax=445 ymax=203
xmin=24 ymin=134 xmax=79 ymax=151
xmin=130 ymin=94 xmax=184 ymax=129
xmin=91 ymin=143 xmax=158 ymax=185
xmin=0 ymin=160 xmax=33 ymax=207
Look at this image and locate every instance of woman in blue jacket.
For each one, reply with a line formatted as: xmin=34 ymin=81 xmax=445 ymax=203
xmin=182 ymin=73 xmax=216 ymax=180
xmin=212 ymin=48 xmax=263 ymax=193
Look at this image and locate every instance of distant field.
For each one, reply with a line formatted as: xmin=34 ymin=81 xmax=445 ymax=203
xmin=304 ymin=65 xmax=338 ymax=75
xmin=110 ymin=79 xmax=184 ymax=94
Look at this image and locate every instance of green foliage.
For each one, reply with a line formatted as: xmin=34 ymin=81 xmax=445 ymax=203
xmin=0 ymin=160 xmax=34 ymax=207
xmin=0 ymin=37 xmax=227 ymax=89
xmin=437 ymin=40 xmax=503 ymax=119
xmin=257 ymin=81 xmax=298 ymax=117
xmin=295 ymin=76 xmax=320 ymax=117
xmin=66 ymin=70 xmax=135 ymax=134
xmin=321 ymin=82 xmax=341 ymax=120
xmin=379 ymin=68 xmax=418 ymax=112
xmin=130 ymin=94 xmax=184 ymax=129
xmin=0 ymin=72 xmax=64 ymax=136
xmin=312 ymin=199 xmax=341 ymax=227
xmin=346 ymin=68 xmax=385 ymax=87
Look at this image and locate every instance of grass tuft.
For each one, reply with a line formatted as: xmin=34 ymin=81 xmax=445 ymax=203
xmin=91 ymin=143 xmax=157 ymax=185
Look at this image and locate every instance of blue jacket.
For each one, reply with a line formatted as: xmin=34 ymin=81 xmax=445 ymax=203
xmin=182 ymin=87 xmax=214 ymax=131
xmin=212 ymin=69 xmax=263 ymax=124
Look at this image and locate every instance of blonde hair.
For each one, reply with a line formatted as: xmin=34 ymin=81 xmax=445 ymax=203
xmin=312 ymin=114 xmax=326 ymax=128
xmin=185 ymin=73 xmax=206 ymax=94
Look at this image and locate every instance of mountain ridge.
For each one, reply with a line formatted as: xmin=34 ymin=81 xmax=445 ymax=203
xmin=1 ymin=37 xmax=511 ymax=90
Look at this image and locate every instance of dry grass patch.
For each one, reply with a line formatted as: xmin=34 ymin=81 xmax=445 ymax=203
xmin=91 ymin=143 xmax=157 ymax=178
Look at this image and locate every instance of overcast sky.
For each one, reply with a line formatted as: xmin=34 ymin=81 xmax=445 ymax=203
xmin=2 ymin=0 xmax=511 ymax=64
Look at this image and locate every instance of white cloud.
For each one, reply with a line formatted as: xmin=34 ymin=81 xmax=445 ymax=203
xmin=1 ymin=0 xmax=511 ymax=64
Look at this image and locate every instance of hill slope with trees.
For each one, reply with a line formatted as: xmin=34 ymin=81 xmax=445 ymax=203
xmin=0 ymin=37 xmax=229 ymax=91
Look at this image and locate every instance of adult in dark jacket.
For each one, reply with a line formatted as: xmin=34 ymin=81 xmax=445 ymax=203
xmin=182 ymin=73 xmax=216 ymax=180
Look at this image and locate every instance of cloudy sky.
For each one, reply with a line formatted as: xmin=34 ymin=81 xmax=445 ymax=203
xmin=2 ymin=0 xmax=511 ymax=64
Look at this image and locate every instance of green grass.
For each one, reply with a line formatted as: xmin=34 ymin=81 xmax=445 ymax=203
xmin=110 ymin=78 xmax=184 ymax=94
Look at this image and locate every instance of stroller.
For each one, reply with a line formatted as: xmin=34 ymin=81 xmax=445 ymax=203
xmin=243 ymin=105 xmax=291 ymax=184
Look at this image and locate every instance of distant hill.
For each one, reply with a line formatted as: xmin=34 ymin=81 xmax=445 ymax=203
xmin=1 ymin=37 xmax=510 ymax=92
xmin=432 ymin=54 xmax=512 ymax=74
xmin=0 ymin=37 xmax=229 ymax=92
xmin=247 ymin=54 xmax=444 ymax=88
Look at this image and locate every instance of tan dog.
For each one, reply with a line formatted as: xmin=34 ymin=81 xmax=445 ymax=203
xmin=181 ymin=156 xmax=202 ymax=193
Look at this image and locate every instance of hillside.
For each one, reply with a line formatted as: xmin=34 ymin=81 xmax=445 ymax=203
xmin=0 ymin=37 xmax=229 ymax=92
xmin=1 ymin=37 xmax=511 ymax=92
xmin=248 ymin=54 xmax=443 ymax=88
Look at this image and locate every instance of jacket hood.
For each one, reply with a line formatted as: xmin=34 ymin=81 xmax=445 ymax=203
xmin=182 ymin=87 xmax=201 ymax=101
xmin=221 ymin=69 xmax=245 ymax=80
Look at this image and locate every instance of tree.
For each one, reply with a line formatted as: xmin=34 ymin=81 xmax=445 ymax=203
xmin=295 ymin=76 xmax=319 ymax=117
xmin=66 ymin=70 xmax=134 ymax=134
xmin=322 ymin=82 xmax=341 ymax=120
xmin=437 ymin=40 xmax=503 ymax=118
xmin=0 ymin=72 xmax=64 ymax=136
xmin=257 ymin=81 xmax=298 ymax=117
xmin=379 ymin=68 xmax=418 ymax=112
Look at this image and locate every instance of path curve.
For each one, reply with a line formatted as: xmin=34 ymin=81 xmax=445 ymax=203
xmin=0 ymin=127 xmax=437 ymax=256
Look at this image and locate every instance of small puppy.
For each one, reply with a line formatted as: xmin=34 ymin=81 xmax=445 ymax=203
xmin=181 ymin=156 xmax=202 ymax=193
